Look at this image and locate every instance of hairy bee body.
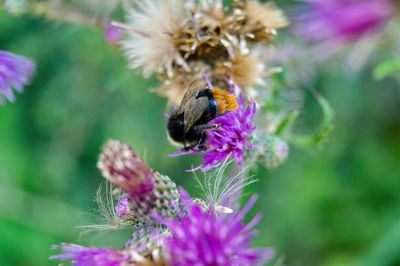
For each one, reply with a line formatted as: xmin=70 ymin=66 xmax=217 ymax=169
xmin=167 ymin=84 xmax=238 ymax=151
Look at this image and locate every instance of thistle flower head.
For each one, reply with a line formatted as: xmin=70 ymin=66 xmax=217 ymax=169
xmin=50 ymin=243 xmax=133 ymax=265
xmin=162 ymin=190 xmax=274 ymax=266
xmin=0 ymin=50 xmax=35 ymax=104
xmin=98 ymin=140 xmax=180 ymax=223
xmin=199 ymin=93 xmax=256 ymax=171
xmin=296 ymin=0 xmax=392 ymax=44
xmin=98 ymin=140 xmax=154 ymax=197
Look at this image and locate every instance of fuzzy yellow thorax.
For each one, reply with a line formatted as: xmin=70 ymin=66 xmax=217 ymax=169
xmin=212 ymin=88 xmax=238 ymax=114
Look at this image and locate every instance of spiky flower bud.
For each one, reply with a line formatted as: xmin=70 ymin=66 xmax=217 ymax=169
xmin=260 ymin=135 xmax=289 ymax=168
xmin=98 ymin=140 xmax=179 ymax=223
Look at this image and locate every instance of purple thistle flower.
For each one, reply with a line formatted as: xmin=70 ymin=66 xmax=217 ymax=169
xmin=162 ymin=189 xmax=274 ymax=266
xmin=200 ymin=94 xmax=256 ymax=171
xmin=295 ymin=0 xmax=392 ymax=44
xmin=170 ymin=90 xmax=256 ymax=172
xmin=50 ymin=243 xmax=132 ymax=266
xmin=0 ymin=50 xmax=35 ymax=104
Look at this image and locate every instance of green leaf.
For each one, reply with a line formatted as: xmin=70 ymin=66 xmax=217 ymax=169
xmin=289 ymin=91 xmax=334 ymax=149
xmin=274 ymin=110 xmax=300 ymax=136
xmin=373 ymin=59 xmax=400 ymax=80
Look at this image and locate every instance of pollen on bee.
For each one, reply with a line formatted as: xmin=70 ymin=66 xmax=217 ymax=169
xmin=212 ymin=88 xmax=239 ymax=114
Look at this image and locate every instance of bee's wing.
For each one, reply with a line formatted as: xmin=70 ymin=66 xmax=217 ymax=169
xmin=177 ymin=78 xmax=208 ymax=113
xmin=183 ymin=96 xmax=209 ymax=133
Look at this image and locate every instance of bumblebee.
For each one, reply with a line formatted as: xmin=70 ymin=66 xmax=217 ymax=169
xmin=167 ymin=80 xmax=238 ymax=151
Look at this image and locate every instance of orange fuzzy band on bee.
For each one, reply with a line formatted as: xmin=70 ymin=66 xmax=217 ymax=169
xmin=212 ymin=88 xmax=239 ymax=114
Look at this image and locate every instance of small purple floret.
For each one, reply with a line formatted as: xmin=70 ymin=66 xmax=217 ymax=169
xmin=104 ymin=23 xmax=122 ymax=44
xmin=162 ymin=189 xmax=274 ymax=266
xmin=277 ymin=143 xmax=288 ymax=157
xmin=0 ymin=50 xmax=35 ymax=104
xmin=115 ymin=196 xmax=129 ymax=218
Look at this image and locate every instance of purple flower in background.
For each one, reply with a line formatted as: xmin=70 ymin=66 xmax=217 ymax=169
xmin=104 ymin=23 xmax=122 ymax=44
xmin=50 ymin=243 xmax=132 ymax=265
xmin=295 ymin=0 xmax=392 ymax=44
xmin=0 ymin=50 xmax=35 ymax=104
xmin=162 ymin=190 xmax=274 ymax=266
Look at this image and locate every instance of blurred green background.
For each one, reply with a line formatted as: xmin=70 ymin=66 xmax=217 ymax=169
xmin=1 ymin=3 xmax=400 ymax=266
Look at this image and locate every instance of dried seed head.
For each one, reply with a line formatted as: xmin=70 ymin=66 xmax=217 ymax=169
xmin=121 ymin=0 xmax=188 ymax=77
xmin=215 ymin=53 xmax=263 ymax=90
xmin=243 ymin=2 xmax=289 ymax=30
xmin=155 ymin=61 xmax=213 ymax=105
xmin=119 ymin=0 xmax=288 ymax=104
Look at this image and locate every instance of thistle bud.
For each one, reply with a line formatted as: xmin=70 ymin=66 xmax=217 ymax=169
xmin=98 ymin=140 xmax=179 ymax=223
xmin=260 ymin=135 xmax=289 ymax=168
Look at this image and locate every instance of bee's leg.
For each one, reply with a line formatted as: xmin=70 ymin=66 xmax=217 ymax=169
xmin=197 ymin=133 xmax=208 ymax=151
xmin=181 ymin=139 xmax=201 ymax=151
xmin=182 ymin=141 xmax=196 ymax=151
xmin=193 ymin=124 xmax=219 ymax=131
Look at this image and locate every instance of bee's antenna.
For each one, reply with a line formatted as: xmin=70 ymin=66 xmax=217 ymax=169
xmin=203 ymin=73 xmax=214 ymax=90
